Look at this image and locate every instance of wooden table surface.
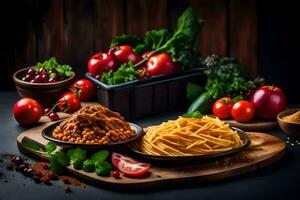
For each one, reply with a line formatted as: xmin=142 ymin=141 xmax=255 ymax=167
xmin=0 ymin=91 xmax=299 ymax=200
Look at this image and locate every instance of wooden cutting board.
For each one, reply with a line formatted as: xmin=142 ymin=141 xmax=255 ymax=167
xmin=207 ymin=115 xmax=278 ymax=131
xmin=17 ymin=122 xmax=286 ymax=188
xmin=224 ymin=119 xmax=278 ymax=131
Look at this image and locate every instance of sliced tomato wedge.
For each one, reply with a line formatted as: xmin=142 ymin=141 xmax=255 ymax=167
xmin=111 ymin=153 xmax=137 ymax=168
xmin=111 ymin=153 xmax=150 ymax=177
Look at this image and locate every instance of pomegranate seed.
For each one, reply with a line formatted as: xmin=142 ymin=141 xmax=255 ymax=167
xmin=111 ymin=170 xmax=120 ymax=179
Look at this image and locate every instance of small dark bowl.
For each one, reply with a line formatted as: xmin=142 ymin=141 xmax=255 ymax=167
xmin=277 ymin=108 xmax=300 ymax=137
xmin=13 ymin=66 xmax=75 ymax=106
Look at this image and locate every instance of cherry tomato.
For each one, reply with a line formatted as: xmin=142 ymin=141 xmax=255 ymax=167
xmin=13 ymin=98 xmax=42 ymax=125
xmin=48 ymin=112 xmax=59 ymax=121
xmin=212 ymin=97 xmax=234 ymax=120
xmin=146 ymin=53 xmax=174 ymax=77
xmin=88 ymin=52 xmax=118 ymax=77
xmin=231 ymin=100 xmax=255 ymax=122
xmin=43 ymin=108 xmax=51 ymax=115
xmin=58 ymin=92 xmax=81 ymax=113
xmin=71 ymin=79 xmax=95 ymax=101
xmin=111 ymin=153 xmax=150 ymax=177
xmin=114 ymin=45 xmax=142 ymax=64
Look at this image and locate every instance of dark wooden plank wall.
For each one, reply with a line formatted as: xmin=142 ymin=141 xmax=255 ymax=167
xmin=0 ymin=0 xmax=257 ymax=90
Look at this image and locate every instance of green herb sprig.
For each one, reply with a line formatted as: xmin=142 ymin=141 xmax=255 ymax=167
xmin=22 ymin=141 xmax=69 ymax=174
xmin=182 ymin=111 xmax=203 ymax=119
xmin=22 ymin=141 xmax=113 ymax=176
xmin=101 ymin=62 xmax=140 ymax=85
xmin=35 ymin=57 xmax=74 ymax=78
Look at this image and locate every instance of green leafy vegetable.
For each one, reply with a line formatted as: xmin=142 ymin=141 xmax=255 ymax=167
xmin=45 ymin=142 xmax=57 ymax=153
xmin=101 ymin=62 xmax=141 ymax=85
xmin=72 ymin=160 xmax=84 ymax=170
xmin=67 ymin=148 xmax=86 ymax=170
xmin=22 ymin=141 xmax=41 ymax=151
xmin=110 ymin=34 xmax=142 ymax=48
xmin=22 ymin=142 xmax=112 ymax=176
xmin=50 ymin=152 xmax=70 ymax=174
xmin=35 ymin=57 xmax=74 ymax=78
xmin=22 ymin=141 xmax=69 ymax=174
xmin=106 ymin=7 xmax=204 ymax=85
xmin=81 ymin=150 xmax=112 ymax=175
xmin=166 ymin=7 xmax=204 ymax=70
xmin=182 ymin=111 xmax=203 ymax=119
xmin=95 ymin=161 xmax=113 ymax=176
xmin=91 ymin=150 xmax=109 ymax=164
xmin=202 ymin=55 xmax=265 ymax=99
xmin=187 ymin=83 xmax=203 ymax=103
xmin=134 ymin=29 xmax=170 ymax=54
xmin=83 ymin=159 xmax=95 ymax=172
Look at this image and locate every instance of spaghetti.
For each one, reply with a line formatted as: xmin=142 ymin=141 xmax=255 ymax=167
xmin=134 ymin=115 xmax=243 ymax=156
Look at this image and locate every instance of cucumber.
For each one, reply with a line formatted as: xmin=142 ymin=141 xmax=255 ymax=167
xmin=187 ymin=92 xmax=214 ymax=114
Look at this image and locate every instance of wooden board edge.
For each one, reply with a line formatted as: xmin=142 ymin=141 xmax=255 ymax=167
xmin=16 ymin=132 xmax=287 ymax=189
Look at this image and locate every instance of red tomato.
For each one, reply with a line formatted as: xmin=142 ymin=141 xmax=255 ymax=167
xmin=251 ymin=85 xmax=286 ymax=119
xmin=88 ymin=52 xmax=118 ymax=77
xmin=111 ymin=153 xmax=150 ymax=177
xmin=212 ymin=97 xmax=234 ymax=119
xmin=13 ymin=98 xmax=42 ymax=125
xmin=231 ymin=100 xmax=255 ymax=122
xmin=114 ymin=45 xmax=142 ymax=64
xmin=58 ymin=92 xmax=81 ymax=113
xmin=146 ymin=53 xmax=174 ymax=76
xmin=111 ymin=152 xmax=137 ymax=168
xmin=71 ymin=79 xmax=95 ymax=101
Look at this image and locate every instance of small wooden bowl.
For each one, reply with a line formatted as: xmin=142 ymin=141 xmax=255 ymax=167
xmin=277 ymin=108 xmax=300 ymax=137
xmin=13 ymin=66 xmax=75 ymax=106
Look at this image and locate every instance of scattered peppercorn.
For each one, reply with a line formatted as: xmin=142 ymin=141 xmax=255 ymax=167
xmin=12 ymin=156 xmax=23 ymax=165
xmin=6 ymin=163 xmax=14 ymax=171
xmin=1 ymin=154 xmax=86 ymax=192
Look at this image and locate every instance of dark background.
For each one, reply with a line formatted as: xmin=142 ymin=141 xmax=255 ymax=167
xmin=0 ymin=0 xmax=299 ymax=103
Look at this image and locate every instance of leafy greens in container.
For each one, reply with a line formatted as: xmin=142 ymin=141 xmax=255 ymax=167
xmin=102 ymin=7 xmax=204 ymax=85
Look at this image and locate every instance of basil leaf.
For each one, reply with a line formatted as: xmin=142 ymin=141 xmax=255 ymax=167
xmin=110 ymin=34 xmax=142 ymax=48
xmin=49 ymin=155 xmax=66 ymax=174
xmin=53 ymin=151 xmax=70 ymax=166
xmin=67 ymin=148 xmax=86 ymax=162
xmin=72 ymin=159 xmax=84 ymax=170
xmin=22 ymin=141 xmax=41 ymax=151
xmin=45 ymin=142 xmax=57 ymax=153
xmin=182 ymin=111 xmax=203 ymax=119
xmin=83 ymin=159 xmax=95 ymax=172
xmin=91 ymin=150 xmax=109 ymax=164
xmin=95 ymin=161 xmax=112 ymax=176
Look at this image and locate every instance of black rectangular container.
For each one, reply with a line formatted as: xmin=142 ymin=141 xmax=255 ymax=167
xmin=85 ymin=70 xmax=203 ymax=119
